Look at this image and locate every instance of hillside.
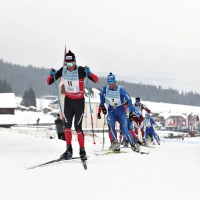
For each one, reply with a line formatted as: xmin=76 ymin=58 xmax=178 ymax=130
xmin=1 ymin=59 xmax=200 ymax=106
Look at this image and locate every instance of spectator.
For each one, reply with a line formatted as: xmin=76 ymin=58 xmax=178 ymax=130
xmin=36 ymin=118 xmax=40 ymax=126
xmin=55 ymin=114 xmax=65 ymax=141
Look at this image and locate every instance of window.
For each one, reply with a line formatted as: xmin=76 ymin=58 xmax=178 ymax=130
xmin=0 ymin=108 xmax=14 ymax=114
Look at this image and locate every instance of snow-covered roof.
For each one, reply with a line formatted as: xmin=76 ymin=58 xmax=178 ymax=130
xmin=0 ymin=93 xmax=17 ymax=108
xmin=0 ymin=114 xmax=17 ymax=125
xmin=131 ymin=98 xmax=200 ymax=116
xmin=29 ymin=106 xmax=37 ymax=109
xmin=158 ymin=112 xmax=187 ymax=120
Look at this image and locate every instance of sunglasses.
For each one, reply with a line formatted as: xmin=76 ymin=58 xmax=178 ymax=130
xmin=66 ymin=62 xmax=75 ymax=67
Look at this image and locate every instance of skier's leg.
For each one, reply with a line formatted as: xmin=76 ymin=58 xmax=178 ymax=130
xmin=133 ymin=118 xmax=139 ymax=136
xmin=152 ymin=130 xmax=160 ymax=145
xmin=60 ymin=97 xmax=75 ymax=159
xmin=74 ymin=98 xmax=88 ymax=160
xmin=107 ymin=111 xmax=117 ymax=141
xmin=117 ymin=109 xmax=139 ymax=152
xmin=128 ymin=118 xmax=136 ymax=139
xmin=63 ymin=98 xmax=74 ymax=145
xmin=74 ymin=98 xmax=85 ymax=148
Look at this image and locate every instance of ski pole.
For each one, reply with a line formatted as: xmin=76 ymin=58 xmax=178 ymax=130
xmin=86 ymin=74 xmax=96 ymax=144
xmin=53 ymin=74 xmax=63 ymax=115
xmin=157 ymin=130 xmax=166 ymax=145
xmin=102 ymin=115 xmax=106 ymax=150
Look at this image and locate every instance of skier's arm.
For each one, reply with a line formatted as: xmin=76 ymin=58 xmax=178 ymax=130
xmin=120 ymin=88 xmax=140 ymax=118
xmin=82 ymin=66 xmax=98 ymax=83
xmin=99 ymin=87 xmax=107 ymax=115
xmin=143 ymin=104 xmax=151 ymax=113
xmin=97 ymin=105 xmax=102 ymax=119
xmin=99 ymin=87 xmax=106 ymax=107
xmin=151 ymin=118 xmax=156 ymax=126
xmin=47 ymin=67 xmax=63 ymax=85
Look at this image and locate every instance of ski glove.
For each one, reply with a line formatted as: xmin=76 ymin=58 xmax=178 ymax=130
xmin=129 ymin=111 xmax=140 ymax=121
xmin=50 ymin=68 xmax=57 ymax=76
xmin=97 ymin=113 xmax=101 ymax=119
xmin=129 ymin=112 xmax=134 ymax=121
xmin=84 ymin=66 xmax=91 ymax=75
xmin=101 ymin=106 xmax=107 ymax=115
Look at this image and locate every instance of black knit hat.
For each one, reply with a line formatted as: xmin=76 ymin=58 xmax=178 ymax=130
xmin=65 ymin=50 xmax=76 ymax=62
xmin=135 ymin=97 xmax=141 ymax=102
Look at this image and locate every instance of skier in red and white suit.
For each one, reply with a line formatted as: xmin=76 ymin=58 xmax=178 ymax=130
xmin=129 ymin=97 xmax=151 ymax=145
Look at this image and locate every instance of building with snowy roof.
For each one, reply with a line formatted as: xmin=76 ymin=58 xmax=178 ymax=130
xmin=0 ymin=93 xmax=17 ymax=127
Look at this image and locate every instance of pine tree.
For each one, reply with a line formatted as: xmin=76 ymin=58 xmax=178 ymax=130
xmin=21 ymin=88 xmax=37 ymax=107
xmin=0 ymin=79 xmax=12 ymax=93
xmin=28 ymin=87 xmax=36 ymax=107
xmin=21 ymin=90 xmax=29 ymax=107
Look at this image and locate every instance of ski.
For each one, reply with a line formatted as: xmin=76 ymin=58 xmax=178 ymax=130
xmin=140 ymin=151 xmax=150 ymax=155
xmin=121 ymin=145 xmax=155 ymax=149
xmin=94 ymin=149 xmax=112 ymax=152
xmin=26 ymin=156 xmax=83 ymax=170
xmin=116 ymin=147 xmax=150 ymax=155
xmin=81 ymin=160 xmax=87 ymax=170
xmin=141 ymin=145 xmax=155 ymax=148
xmin=94 ymin=150 xmax=128 ymax=156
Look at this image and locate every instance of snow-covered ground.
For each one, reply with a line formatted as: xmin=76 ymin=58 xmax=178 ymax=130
xmin=0 ymin=130 xmax=200 ymax=200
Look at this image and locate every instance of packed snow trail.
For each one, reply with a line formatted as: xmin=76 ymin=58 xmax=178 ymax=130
xmin=0 ymin=131 xmax=200 ymax=200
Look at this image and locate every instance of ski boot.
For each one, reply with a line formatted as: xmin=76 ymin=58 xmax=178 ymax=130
xmin=135 ymin=137 xmax=143 ymax=145
xmin=131 ymin=142 xmax=140 ymax=153
xmin=142 ymin=138 xmax=148 ymax=146
xmin=111 ymin=140 xmax=120 ymax=152
xmin=121 ymin=140 xmax=129 ymax=147
xmin=79 ymin=147 xmax=87 ymax=161
xmin=60 ymin=144 xmax=73 ymax=159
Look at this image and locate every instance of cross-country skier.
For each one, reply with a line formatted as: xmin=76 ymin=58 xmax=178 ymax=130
xmin=118 ymin=101 xmax=137 ymax=147
xmin=144 ymin=113 xmax=160 ymax=145
xmin=46 ymin=50 xmax=98 ymax=161
xmin=97 ymin=103 xmax=136 ymax=148
xmin=129 ymin=97 xmax=151 ymax=145
xmin=99 ymin=72 xmax=141 ymax=152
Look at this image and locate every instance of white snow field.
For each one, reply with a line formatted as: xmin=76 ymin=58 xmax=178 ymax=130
xmin=0 ymin=130 xmax=200 ymax=200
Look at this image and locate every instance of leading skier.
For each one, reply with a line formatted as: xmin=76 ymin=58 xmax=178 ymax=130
xmin=46 ymin=50 xmax=98 ymax=161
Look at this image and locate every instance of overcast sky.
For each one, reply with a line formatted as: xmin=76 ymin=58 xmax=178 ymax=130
xmin=0 ymin=0 xmax=200 ymax=93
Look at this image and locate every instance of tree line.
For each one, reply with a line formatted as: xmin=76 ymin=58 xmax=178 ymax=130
xmin=0 ymin=78 xmax=12 ymax=93
xmin=1 ymin=59 xmax=200 ymax=106
xmin=0 ymin=59 xmax=54 ymax=97
xmin=88 ymin=78 xmax=200 ymax=106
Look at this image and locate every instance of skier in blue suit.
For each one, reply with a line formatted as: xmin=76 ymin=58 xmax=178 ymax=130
xmin=144 ymin=113 xmax=160 ymax=145
xmin=99 ymin=72 xmax=141 ymax=152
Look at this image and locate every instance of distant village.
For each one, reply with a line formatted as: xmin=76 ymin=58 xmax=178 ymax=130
xmin=0 ymin=91 xmax=200 ymax=136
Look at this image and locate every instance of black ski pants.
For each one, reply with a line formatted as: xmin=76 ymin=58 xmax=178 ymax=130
xmin=64 ymin=96 xmax=85 ymax=131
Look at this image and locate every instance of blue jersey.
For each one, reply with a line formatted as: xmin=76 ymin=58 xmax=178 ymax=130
xmin=100 ymin=85 xmax=140 ymax=116
xmin=144 ymin=117 xmax=156 ymax=129
xmin=144 ymin=117 xmax=160 ymax=145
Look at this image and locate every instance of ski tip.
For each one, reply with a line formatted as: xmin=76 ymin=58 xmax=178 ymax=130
xmin=82 ymin=161 xmax=87 ymax=170
xmin=25 ymin=167 xmax=34 ymax=170
xmin=140 ymin=151 xmax=150 ymax=155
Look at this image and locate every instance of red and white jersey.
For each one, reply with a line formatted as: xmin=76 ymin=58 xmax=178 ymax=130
xmin=134 ymin=103 xmax=151 ymax=116
xmin=47 ymin=65 xmax=98 ymax=99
